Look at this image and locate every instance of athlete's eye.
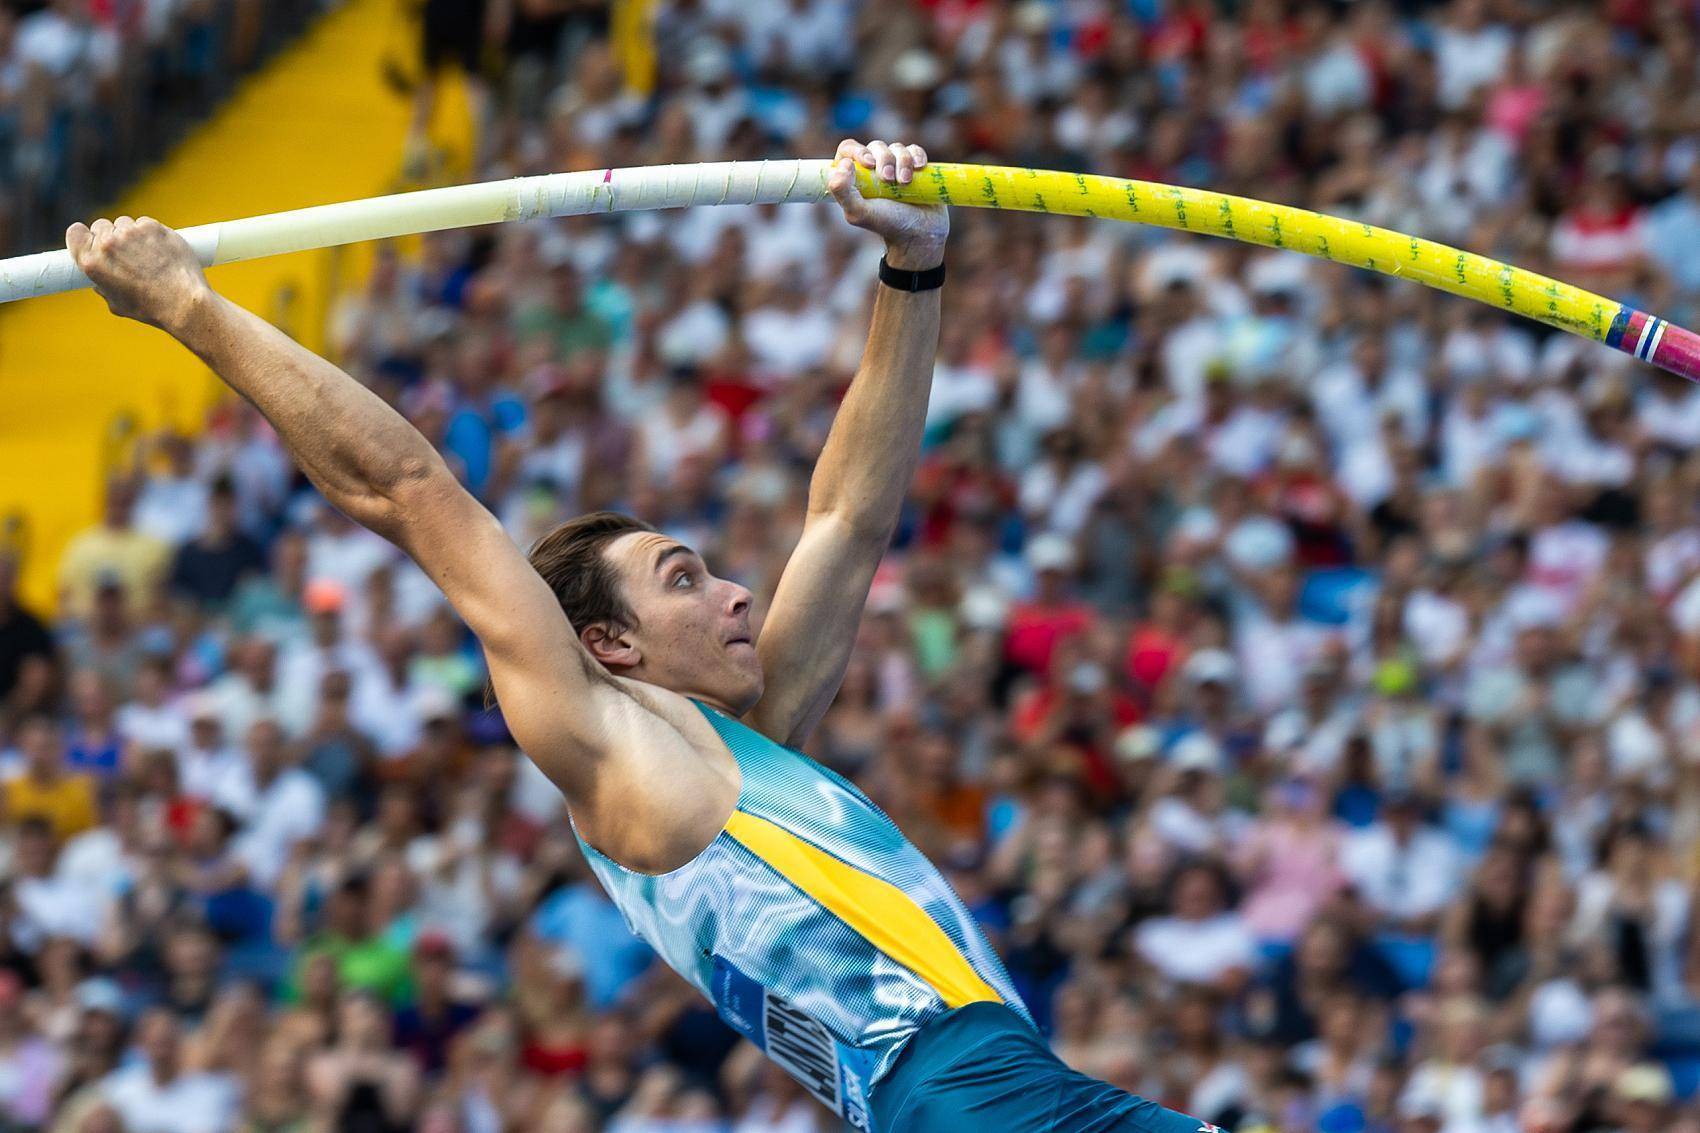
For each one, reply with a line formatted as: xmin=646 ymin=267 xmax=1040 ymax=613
xmin=672 ymin=570 xmax=694 ymax=589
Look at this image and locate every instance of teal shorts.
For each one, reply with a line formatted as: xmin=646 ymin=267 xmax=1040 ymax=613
xmin=868 ymin=1002 xmax=1217 ymax=1133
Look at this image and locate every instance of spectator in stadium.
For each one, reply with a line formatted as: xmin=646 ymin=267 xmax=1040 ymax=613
xmin=22 ymin=0 xmax=1700 ymax=1128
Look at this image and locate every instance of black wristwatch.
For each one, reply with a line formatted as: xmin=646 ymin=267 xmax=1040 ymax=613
xmin=878 ymin=255 xmax=946 ymax=292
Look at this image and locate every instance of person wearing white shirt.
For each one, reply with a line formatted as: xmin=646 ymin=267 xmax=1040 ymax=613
xmin=1313 ymin=334 xmax=1429 ymax=452
xmin=631 ymin=369 xmax=731 ymax=487
xmin=743 ymin=201 xmax=831 ymax=282
xmin=1440 ymin=381 xmax=1502 ymax=489
xmin=1525 ymin=511 xmax=1609 ymax=613
xmin=1405 ymin=585 xmax=1471 ymax=671
xmin=1263 ymin=663 xmax=1361 ymax=777
xmin=213 ymin=718 xmax=326 ymax=890
xmin=9 ymin=818 xmax=106 ymax=952
xmin=131 ymin=433 xmax=210 ymax=548
xmin=1210 ymin=401 xmax=1286 ymax=480
xmin=1133 ymin=860 xmax=1256 ymax=991
xmin=305 ymin=505 xmax=396 ymax=619
xmin=656 ymin=277 xmax=732 ymax=367
xmin=15 ymin=0 xmax=119 ymax=98
xmin=742 ymin=283 xmax=837 ymax=378
xmin=349 ymin=624 xmax=433 ymax=759
xmin=1235 ymin=566 xmax=1337 ymax=714
xmin=202 ymin=635 xmax=288 ymax=747
xmin=925 ymin=323 xmax=996 ymax=434
xmin=275 ymin=590 xmax=387 ymax=739
xmin=1161 ymin=300 xmax=1227 ymax=402
xmin=1340 ymin=794 xmax=1460 ymax=932
xmin=174 ymin=696 xmax=248 ymax=802
xmin=1400 ymin=997 xmax=1490 ymax=1133
xmin=1640 ymin=480 xmax=1700 ymax=607
xmin=100 ymin=1009 xmax=240 ymax=1133
xmin=1434 ymin=0 xmax=1512 ymax=110
xmin=56 ymin=781 xmax=145 ymax=903
xmin=406 ymin=790 xmax=525 ymax=954
xmin=1017 ymin=429 xmax=1107 ymax=538
xmin=114 ymin=656 xmax=190 ymax=756
xmin=679 ymin=45 xmax=749 ymax=154
xmin=1636 ymin=372 xmax=1700 ymax=450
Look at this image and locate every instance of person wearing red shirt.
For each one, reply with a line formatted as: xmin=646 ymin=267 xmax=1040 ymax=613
xmin=1003 ymin=534 xmax=1099 ymax=678
xmin=1124 ymin=577 xmax=1202 ymax=694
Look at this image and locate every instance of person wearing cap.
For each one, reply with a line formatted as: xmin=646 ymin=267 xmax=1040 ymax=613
xmin=1612 ymin=1063 xmax=1674 ymax=1133
xmin=393 ymin=931 xmax=480 ymax=1076
xmin=1146 ymin=731 xmax=1239 ymax=855
xmin=174 ymin=690 xmax=245 ymax=802
xmin=1003 ymin=532 xmax=1099 ymax=679
xmin=1008 ymin=642 xmax=1141 ymax=801
xmin=274 ymin=577 xmax=385 ymax=740
xmin=1111 ymin=723 xmax=1163 ymax=799
xmin=1179 ymin=647 xmax=1242 ymax=741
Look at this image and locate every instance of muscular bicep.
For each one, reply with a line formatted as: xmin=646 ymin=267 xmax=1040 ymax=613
xmin=376 ymin=473 xmax=741 ymax=870
xmin=745 ymin=513 xmax=885 ymax=747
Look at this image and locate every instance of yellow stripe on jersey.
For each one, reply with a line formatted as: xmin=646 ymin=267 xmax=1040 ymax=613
xmin=724 ymin=809 xmax=1004 ymax=1010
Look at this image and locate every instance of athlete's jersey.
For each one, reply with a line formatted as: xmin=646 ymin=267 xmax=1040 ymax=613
xmin=572 ymin=698 xmax=1031 ymax=1130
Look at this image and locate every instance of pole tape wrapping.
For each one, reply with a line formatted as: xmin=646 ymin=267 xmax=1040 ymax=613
xmin=5 ymin=159 xmax=1697 ymax=382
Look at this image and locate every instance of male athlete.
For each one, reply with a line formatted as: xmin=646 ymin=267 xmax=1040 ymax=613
xmin=70 ymin=139 xmax=1215 ymax=1132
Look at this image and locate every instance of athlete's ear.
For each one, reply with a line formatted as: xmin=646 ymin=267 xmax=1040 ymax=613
xmin=581 ymin=623 xmax=640 ymax=670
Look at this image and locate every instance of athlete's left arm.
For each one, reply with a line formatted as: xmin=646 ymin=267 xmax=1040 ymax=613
xmin=745 ymin=138 xmax=947 ymax=749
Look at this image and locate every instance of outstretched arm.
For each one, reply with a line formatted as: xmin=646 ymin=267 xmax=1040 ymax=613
xmin=745 ymin=139 xmax=948 ymax=748
xmin=65 ymin=219 xmax=709 ymax=835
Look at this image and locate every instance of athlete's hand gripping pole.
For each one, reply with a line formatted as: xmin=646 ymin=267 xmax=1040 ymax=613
xmin=8 ymin=159 xmax=1700 ymax=384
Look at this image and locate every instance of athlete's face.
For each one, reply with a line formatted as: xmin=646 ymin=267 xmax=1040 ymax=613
xmin=594 ymin=532 xmax=763 ymax=714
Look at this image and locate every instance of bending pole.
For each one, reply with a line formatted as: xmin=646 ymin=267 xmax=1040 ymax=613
xmin=3 ymin=160 xmax=1697 ymax=383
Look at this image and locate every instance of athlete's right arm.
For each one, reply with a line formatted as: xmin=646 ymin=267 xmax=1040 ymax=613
xmin=63 ymin=217 xmax=667 ymax=807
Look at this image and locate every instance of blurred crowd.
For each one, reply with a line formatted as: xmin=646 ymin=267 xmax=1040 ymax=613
xmin=0 ymin=0 xmax=313 ymax=252
xmin=14 ymin=0 xmax=1700 ymax=1130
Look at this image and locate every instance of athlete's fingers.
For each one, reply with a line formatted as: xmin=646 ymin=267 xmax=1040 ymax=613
xmin=866 ymin=140 xmax=895 ymax=181
xmin=827 ymin=157 xmax=866 ymax=222
xmin=65 ymin=222 xmax=92 ymax=260
xmin=892 ymin=142 xmax=916 ymax=185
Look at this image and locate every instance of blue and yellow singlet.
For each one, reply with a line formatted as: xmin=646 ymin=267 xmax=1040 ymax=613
xmin=572 ymin=698 xmax=1031 ymax=1130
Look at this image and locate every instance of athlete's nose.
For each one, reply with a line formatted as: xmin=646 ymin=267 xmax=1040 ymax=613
xmin=727 ymin=586 xmax=751 ymax=617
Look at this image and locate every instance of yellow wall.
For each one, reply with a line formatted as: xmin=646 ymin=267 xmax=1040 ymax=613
xmin=0 ymin=0 xmax=471 ymax=616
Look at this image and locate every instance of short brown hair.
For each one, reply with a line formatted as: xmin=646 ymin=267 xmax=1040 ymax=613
xmin=531 ymin=510 xmax=656 ymax=633
xmin=481 ymin=511 xmax=656 ymax=709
